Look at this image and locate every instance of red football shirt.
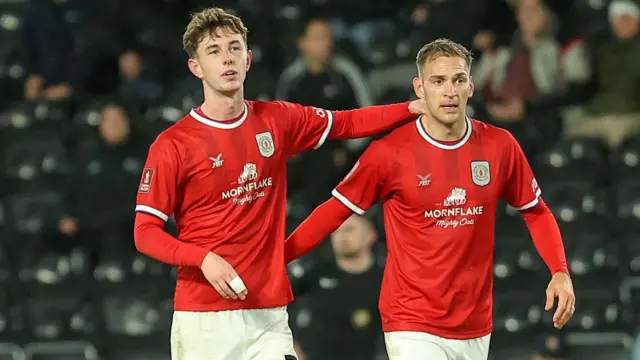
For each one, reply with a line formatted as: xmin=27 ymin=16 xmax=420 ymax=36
xmin=135 ymin=100 xmax=413 ymax=311
xmin=332 ymin=117 xmax=541 ymax=339
xmin=136 ymin=101 xmax=340 ymax=311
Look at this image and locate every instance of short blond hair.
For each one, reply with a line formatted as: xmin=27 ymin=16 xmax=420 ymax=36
xmin=182 ymin=7 xmax=248 ymax=59
xmin=415 ymin=38 xmax=473 ymax=77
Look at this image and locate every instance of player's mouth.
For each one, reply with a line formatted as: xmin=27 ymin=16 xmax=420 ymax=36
xmin=221 ymin=70 xmax=238 ymax=78
xmin=441 ymin=104 xmax=459 ymax=112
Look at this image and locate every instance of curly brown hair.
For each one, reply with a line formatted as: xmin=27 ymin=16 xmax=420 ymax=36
xmin=182 ymin=7 xmax=248 ymax=59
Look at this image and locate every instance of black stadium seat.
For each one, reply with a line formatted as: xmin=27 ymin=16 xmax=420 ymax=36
xmin=0 ymin=342 xmax=25 ymax=360
xmin=493 ymin=292 xmax=545 ymax=346
xmin=0 ymin=134 xmax=69 ymax=193
xmin=493 ymin=234 xmax=547 ymax=291
xmin=541 ymin=183 xmax=610 ymax=235
xmin=611 ymin=136 xmax=640 ymax=181
xmin=534 ymin=137 xmax=606 ymax=186
xmin=563 ymin=233 xmax=621 ymax=291
xmin=549 ymin=290 xmax=633 ymax=332
xmin=22 ymin=298 xmax=101 ymax=343
xmin=2 ymin=190 xmax=65 ymax=237
xmin=24 ymin=341 xmax=100 ymax=360
xmin=614 ymin=182 xmax=640 ymax=235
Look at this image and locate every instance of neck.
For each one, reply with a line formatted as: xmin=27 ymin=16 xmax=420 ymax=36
xmin=421 ymin=115 xmax=467 ymax=142
xmin=306 ymin=57 xmax=328 ymax=75
xmin=336 ymin=251 xmax=374 ymax=274
xmin=200 ymin=84 xmax=245 ymax=120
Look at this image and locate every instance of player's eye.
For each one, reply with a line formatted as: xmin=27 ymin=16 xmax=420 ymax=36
xmin=231 ymin=46 xmax=241 ymax=51
xmin=210 ymin=50 xmax=219 ymax=55
xmin=434 ymin=80 xmax=443 ymax=85
xmin=456 ymin=78 xmax=466 ymax=84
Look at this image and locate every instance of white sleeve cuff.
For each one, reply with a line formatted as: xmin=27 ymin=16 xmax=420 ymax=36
xmin=314 ymin=110 xmax=334 ymax=149
xmin=512 ymin=188 xmax=543 ymax=211
xmin=331 ymin=189 xmax=365 ymax=215
xmin=135 ymin=205 xmax=169 ymax=221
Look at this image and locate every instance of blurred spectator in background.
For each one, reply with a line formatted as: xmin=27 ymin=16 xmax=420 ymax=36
xmin=564 ymin=0 xmax=640 ymax=148
xmin=288 ymin=213 xmax=384 ymax=360
xmin=22 ymin=0 xmax=144 ymax=101
xmin=59 ymin=102 xmax=145 ymax=261
xmin=471 ymin=0 xmax=590 ymax=152
xmin=276 ymin=17 xmax=373 ymax=110
xmin=532 ymin=333 xmax=571 ymax=360
xmin=278 ymin=17 xmax=372 ymax=207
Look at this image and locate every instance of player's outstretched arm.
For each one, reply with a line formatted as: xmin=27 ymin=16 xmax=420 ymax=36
xmin=329 ymin=100 xmax=426 ymax=140
xmin=520 ymin=200 xmax=575 ymax=329
xmin=285 ymin=197 xmax=354 ymax=263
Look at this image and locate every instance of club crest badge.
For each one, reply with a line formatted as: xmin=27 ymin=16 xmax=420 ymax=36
xmin=471 ymin=161 xmax=490 ymax=186
xmin=255 ymin=132 xmax=274 ymax=158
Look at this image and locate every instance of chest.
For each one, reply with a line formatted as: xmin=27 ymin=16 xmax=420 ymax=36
xmin=183 ymin=124 xmax=285 ymax=205
xmin=389 ymin=150 xmax=506 ymax=212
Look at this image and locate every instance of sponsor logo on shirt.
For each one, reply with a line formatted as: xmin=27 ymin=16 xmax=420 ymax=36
xmin=417 ymin=174 xmax=431 ymax=187
xmin=425 ymin=187 xmax=484 ymax=228
xmin=209 ymin=153 xmax=224 ymax=168
xmin=222 ymin=163 xmax=273 ymax=205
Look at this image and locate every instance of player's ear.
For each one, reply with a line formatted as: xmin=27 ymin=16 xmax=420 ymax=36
xmin=246 ymin=49 xmax=252 ymax=72
xmin=188 ymin=58 xmax=204 ymax=80
xmin=468 ymin=76 xmax=475 ymax=98
xmin=413 ymin=77 xmax=425 ymax=99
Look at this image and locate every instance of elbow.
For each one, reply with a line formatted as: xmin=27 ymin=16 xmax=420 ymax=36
xmin=133 ymin=223 xmax=148 ymax=254
xmin=133 ymin=213 xmax=159 ymax=255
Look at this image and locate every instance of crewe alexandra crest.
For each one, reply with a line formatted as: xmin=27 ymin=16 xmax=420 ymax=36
xmin=471 ymin=161 xmax=490 ymax=186
xmin=255 ymin=132 xmax=274 ymax=158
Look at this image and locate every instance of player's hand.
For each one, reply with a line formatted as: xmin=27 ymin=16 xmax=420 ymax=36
xmin=545 ymin=271 xmax=575 ymax=329
xmin=408 ymin=99 xmax=428 ymax=115
xmin=200 ymin=252 xmax=248 ymax=300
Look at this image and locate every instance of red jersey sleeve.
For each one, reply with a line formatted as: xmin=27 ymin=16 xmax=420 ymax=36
xmin=501 ymin=132 xmax=542 ymax=211
xmin=135 ymin=136 xmax=181 ymax=221
xmin=276 ymin=101 xmax=413 ymax=156
xmin=276 ymin=101 xmax=334 ymax=156
xmin=332 ymin=142 xmax=389 ymax=215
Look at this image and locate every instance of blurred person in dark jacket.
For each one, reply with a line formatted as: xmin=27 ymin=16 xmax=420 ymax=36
xmin=288 ymin=213 xmax=384 ymax=360
xmin=278 ymin=17 xmax=373 ymax=207
xmin=58 ymin=102 xmax=147 ymax=256
xmin=563 ymin=0 xmax=640 ymax=148
xmin=276 ymin=17 xmax=373 ymax=110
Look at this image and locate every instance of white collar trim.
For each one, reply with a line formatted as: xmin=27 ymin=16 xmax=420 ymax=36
xmin=416 ymin=116 xmax=472 ymax=150
xmin=190 ymin=102 xmax=248 ymax=129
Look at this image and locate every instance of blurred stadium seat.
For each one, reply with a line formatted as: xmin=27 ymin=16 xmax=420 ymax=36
xmin=534 ymin=137 xmax=606 ymax=186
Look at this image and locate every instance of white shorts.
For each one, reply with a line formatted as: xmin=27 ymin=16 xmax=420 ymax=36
xmin=171 ymin=307 xmax=298 ymax=360
xmin=384 ymin=331 xmax=491 ymax=360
